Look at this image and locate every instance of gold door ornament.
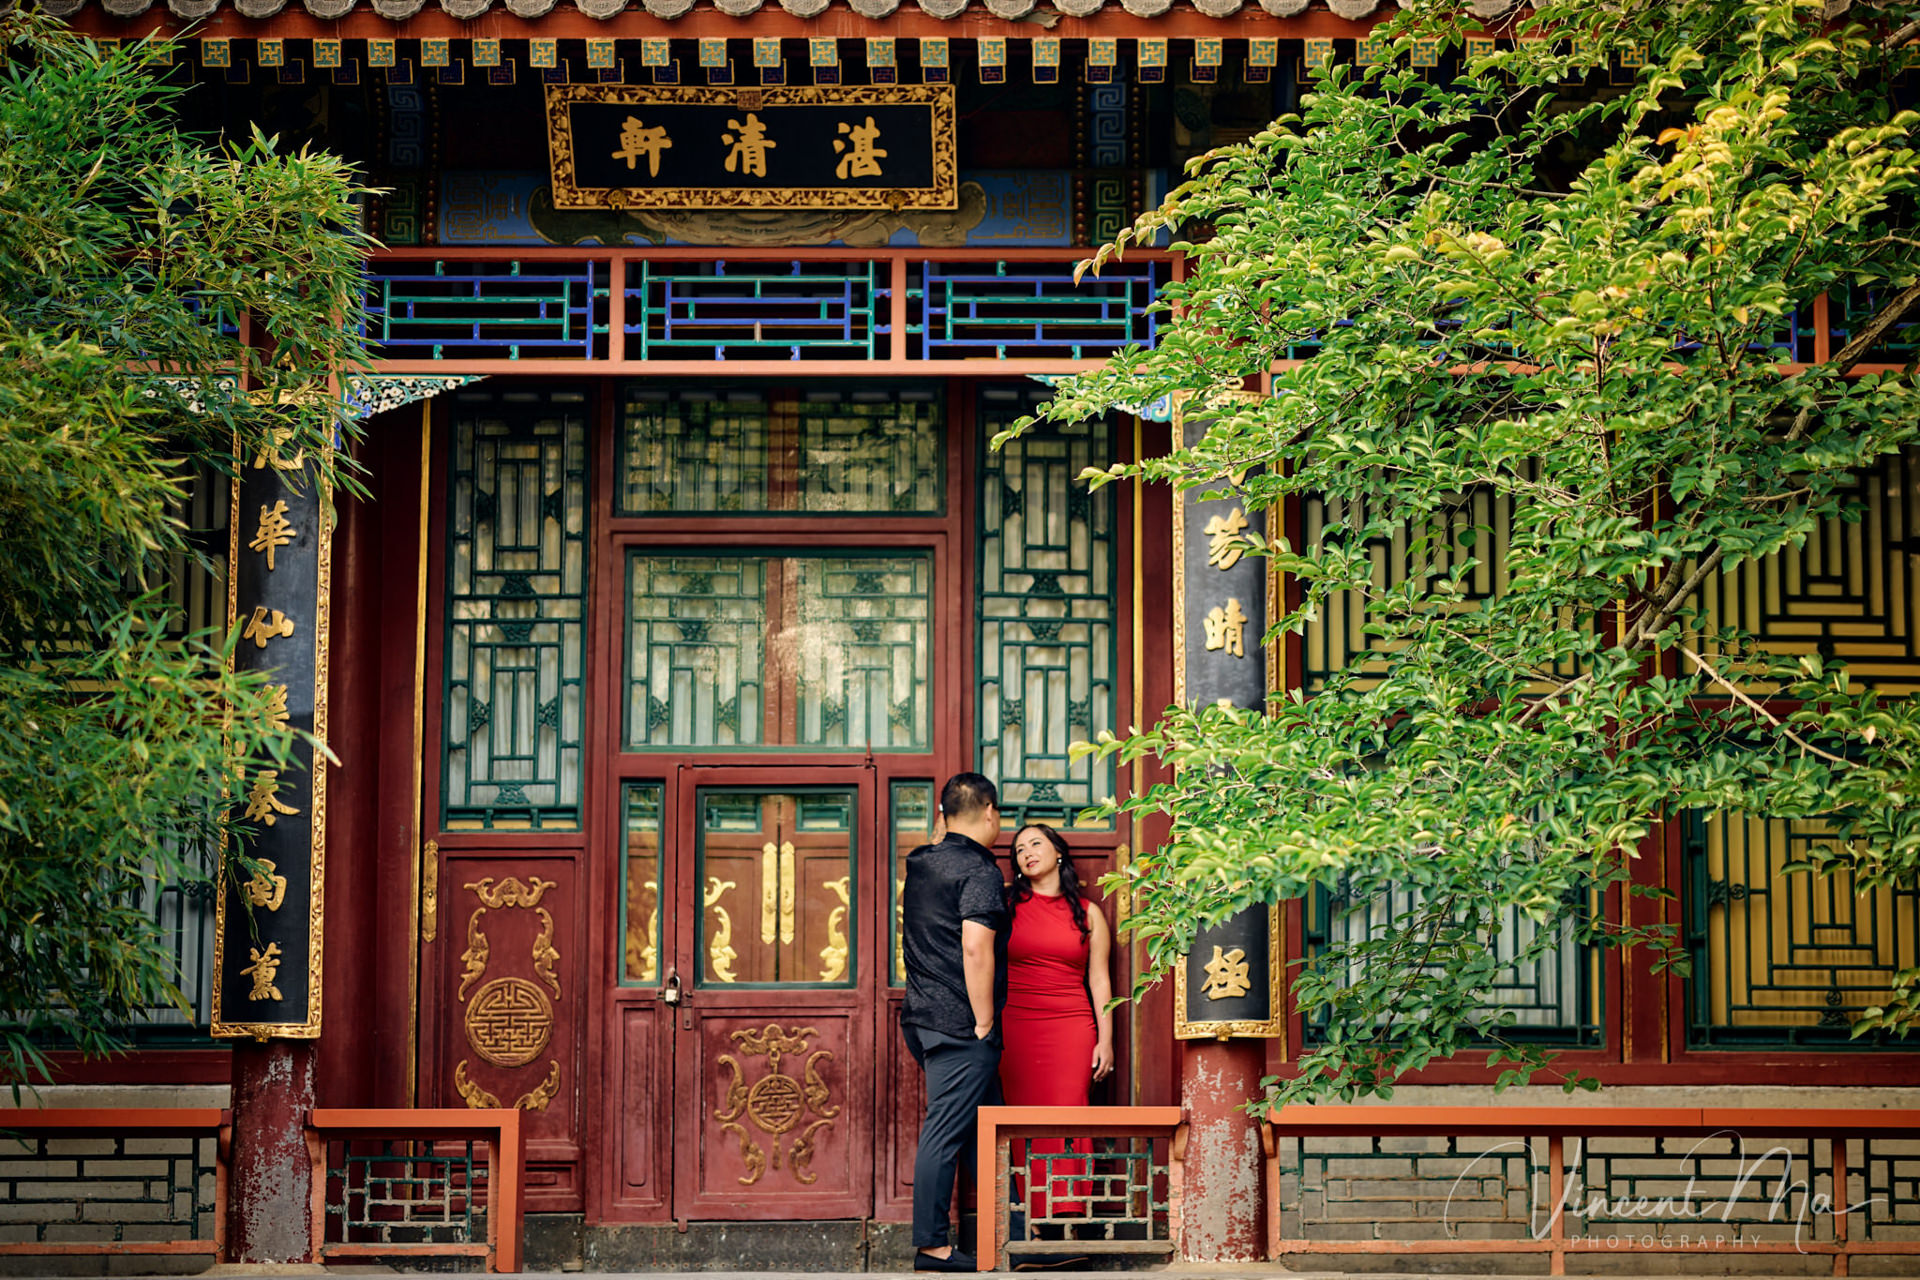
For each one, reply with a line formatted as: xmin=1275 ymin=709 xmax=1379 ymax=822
xmin=707 ymin=876 xmax=739 ymax=982
xmin=818 ymin=876 xmax=850 ymax=983
xmin=713 ymin=1023 xmax=840 ymax=1186
xmin=455 ymin=1058 xmax=562 ymax=1111
xmin=455 ymin=875 xmax=564 ymax=1109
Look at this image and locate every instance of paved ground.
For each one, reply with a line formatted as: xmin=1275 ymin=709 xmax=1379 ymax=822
xmin=88 ymin=1268 xmax=1897 ymax=1280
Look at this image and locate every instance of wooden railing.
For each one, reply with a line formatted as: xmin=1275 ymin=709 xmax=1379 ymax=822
xmin=1266 ymin=1105 xmax=1920 ymax=1278
xmin=973 ymin=1104 xmax=1184 ymax=1273
xmin=0 ymin=1107 xmax=230 ymax=1259
xmin=308 ymin=1107 xmax=523 ymax=1274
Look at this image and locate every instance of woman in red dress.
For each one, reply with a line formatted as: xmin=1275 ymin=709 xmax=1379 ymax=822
xmin=998 ymin=823 xmax=1114 ymax=1229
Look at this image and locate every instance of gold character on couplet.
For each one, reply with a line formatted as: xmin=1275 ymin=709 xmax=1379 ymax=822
xmin=249 ymin=500 xmax=296 ymax=571
xmin=265 ymin=683 xmax=290 ymax=732
xmin=1203 ymin=597 xmax=1247 ymax=658
xmin=833 ymin=116 xmax=886 ymax=179
xmin=242 ymin=606 xmax=296 ymax=649
xmin=241 ymin=942 xmax=284 ymax=1002
xmin=613 ymin=116 xmax=672 ymax=177
xmin=252 ymin=427 xmax=306 ymax=472
xmin=1201 ymin=945 xmax=1251 ymax=1001
xmin=1204 ymin=507 xmax=1250 ymax=571
xmin=723 ymin=112 xmax=776 ymax=178
xmin=244 ymin=859 xmax=288 ymax=912
xmin=244 ymin=770 xmax=300 ymax=827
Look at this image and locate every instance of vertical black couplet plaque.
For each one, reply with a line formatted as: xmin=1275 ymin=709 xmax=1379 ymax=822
xmin=212 ymin=445 xmax=329 ymax=1039
xmin=1174 ymin=409 xmax=1281 ymax=1040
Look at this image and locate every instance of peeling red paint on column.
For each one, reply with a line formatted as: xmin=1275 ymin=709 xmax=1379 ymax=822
xmin=227 ymin=1040 xmax=316 ymax=1263
xmin=1179 ymin=1040 xmax=1265 ymax=1263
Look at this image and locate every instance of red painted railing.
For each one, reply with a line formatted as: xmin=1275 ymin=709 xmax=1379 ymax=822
xmin=973 ymin=1104 xmax=1184 ymax=1272
xmin=308 ymin=1107 xmax=523 ymax=1274
xmin=1266 ymin=1105 xmax=1920 ymax=1278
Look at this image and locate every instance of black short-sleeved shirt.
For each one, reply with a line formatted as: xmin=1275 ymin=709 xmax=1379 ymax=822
xmin=900 ymin=832 xmax=1008 ymax=1037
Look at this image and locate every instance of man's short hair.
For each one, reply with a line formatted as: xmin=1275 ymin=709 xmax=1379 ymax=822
xmin=940 ymin=772 xmax=998 ymax=822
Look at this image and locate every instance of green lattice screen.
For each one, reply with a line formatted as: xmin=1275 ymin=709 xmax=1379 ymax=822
xmin=625 ymin=552 xmax=932 ymax=751
xmin=976 ymin=386 xmax=1117 ymax=828
xmin=443 ymin=389 xmax=589 ymax=830
xmin=1302 ymin=879 xmax=1602 ymax=1047
xmin=617 ymin=384 xmax=943 ymax=516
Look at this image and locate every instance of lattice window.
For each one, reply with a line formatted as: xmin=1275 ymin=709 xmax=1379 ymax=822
xmin=1302 ymin=880 xmax=1602 ymax=1046
xmin=1684 ymin=447 xmax=1920 ymax=695
xmin=443 ymin=389 xmax=588 ymax=831
xmin=625 ymin=552 xmax=932 ymax=752
xmin=977 ymin=386 xmax=1117 ymax=828
xmin=918 ymin=259 xmax=1166 ymax=360
xmin=627 ymin=261 xmax=889 ymax=362
xmin=163 ymin=462 xmax=228 ymax=639
xmin=889 ymin=780 xmax=937 ymax=987
xmin=617 ymin=384 xmax=942 ymax=516
xmin=1683 ymin=812 xmax=1920 ymax=1047
xmin=366 ymin=260 xmax=608 ymax=360
xmin=621 ymin=783 xmax=664 ymax=987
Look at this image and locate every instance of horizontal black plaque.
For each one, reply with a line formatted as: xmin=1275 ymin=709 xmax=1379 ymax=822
xmin=545 ymin=84 xmax=957 ymax=210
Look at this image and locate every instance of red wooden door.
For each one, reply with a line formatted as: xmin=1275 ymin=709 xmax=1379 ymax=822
xmin=667 ymin=767 xmax=877 ymax=1220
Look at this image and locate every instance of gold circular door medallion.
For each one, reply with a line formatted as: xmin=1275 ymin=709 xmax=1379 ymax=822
xmin=746 ymin=1072 xmax=807 ymax=1135
xmin=465 ymin=976 xmax=554 ymax=1067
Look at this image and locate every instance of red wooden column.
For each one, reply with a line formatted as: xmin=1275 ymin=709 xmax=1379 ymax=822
xmin=1169 ymin=399 xmax=1277 ymax=1261
xmin=1180 ymin=1041 xmax=1267 ymax=1260
xmin=227 ymin=1040 xmax=317 ymax=1262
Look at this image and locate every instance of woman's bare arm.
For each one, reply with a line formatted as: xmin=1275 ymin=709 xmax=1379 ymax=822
xmin=1088 ymin=902 xmax=1115 ymax=1080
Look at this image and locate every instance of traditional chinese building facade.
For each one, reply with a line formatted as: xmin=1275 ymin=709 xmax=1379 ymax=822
xmin=41 ymin=0 xmax=1920 ymax=1268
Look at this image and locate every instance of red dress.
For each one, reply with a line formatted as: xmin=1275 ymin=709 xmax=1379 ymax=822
xmin=999 ymin=893 xmax=1096 ymax=1220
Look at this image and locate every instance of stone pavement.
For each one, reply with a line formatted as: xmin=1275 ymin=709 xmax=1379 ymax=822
xmin=96 ymin=1269 xmax=1904 ymax=1280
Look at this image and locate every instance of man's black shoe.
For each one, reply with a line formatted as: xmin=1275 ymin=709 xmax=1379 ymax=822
xmin=915 ymin=1248 xmax=979 ymax=1272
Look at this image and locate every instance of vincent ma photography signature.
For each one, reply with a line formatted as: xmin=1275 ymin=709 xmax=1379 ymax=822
xmin=1443 ymin=1132 xmax=1882 ymax=1253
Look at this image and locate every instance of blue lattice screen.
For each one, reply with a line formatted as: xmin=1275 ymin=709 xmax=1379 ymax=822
xmin=976 ymin=386 xmax=1117 ymax=827
xmin=443 ymin=389 xmax=589 ymax=830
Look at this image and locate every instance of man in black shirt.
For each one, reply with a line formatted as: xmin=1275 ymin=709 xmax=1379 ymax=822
xmin=900 ymin=772 xmax=1005 ymax=1272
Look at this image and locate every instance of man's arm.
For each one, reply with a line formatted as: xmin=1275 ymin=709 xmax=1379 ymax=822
xmin=961 ymin=920 xmax=996 ymax=1037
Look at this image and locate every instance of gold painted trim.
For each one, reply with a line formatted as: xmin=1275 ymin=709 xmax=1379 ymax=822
xmin=544 ymin=83 xmax=958 ymax=211
xmin=1170 ymin=393 xmax=1188 ymax=710
xmin=409 ymin=399 xmax=432 ymax=1104
xmin=213 ymin=445 xmax=332 ymax=1041
xmin=1171 ymin=904 xmax=1284 ymax=1041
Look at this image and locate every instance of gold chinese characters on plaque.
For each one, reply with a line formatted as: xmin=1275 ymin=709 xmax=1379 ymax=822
xmin=545 ymin=84 xmax=957 ymax=211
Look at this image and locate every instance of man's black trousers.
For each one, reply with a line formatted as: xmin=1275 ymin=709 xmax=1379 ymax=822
xmin=903 ymin=1022 xmax=1003 ymax=1250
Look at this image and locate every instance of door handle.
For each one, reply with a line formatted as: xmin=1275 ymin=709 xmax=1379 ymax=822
xmin=761 ymin=842 xmax=779 ymax=945
xmin=779 ymin=841 xmax=797 ymax=945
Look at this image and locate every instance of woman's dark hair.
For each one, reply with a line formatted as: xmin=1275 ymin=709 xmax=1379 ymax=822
xmin=1009 ymin=823 xmax=1090 ymax=941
